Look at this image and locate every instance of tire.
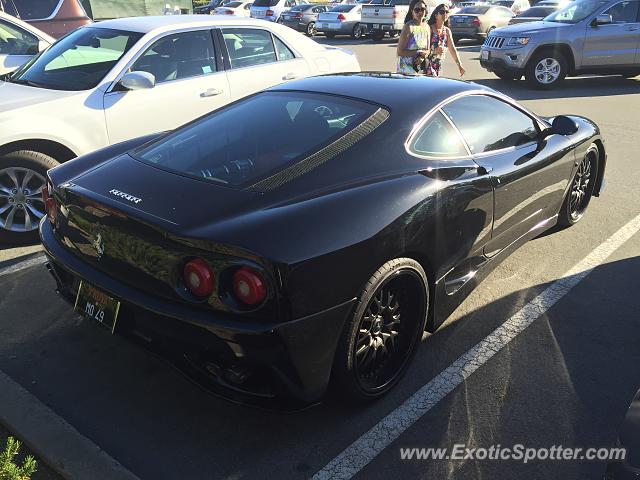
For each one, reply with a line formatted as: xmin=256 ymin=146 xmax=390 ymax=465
xmin=558 ymin=144 xmax=599 ymax=227
xmin=325 ymin=32 xmax=336 ymax=39
xmin=525 ymin=50 xmax=567 ymax=89
xmin=495 ymin=70 xmax=521 ymax=81
xmin=371 ymin=30 xmax=384 ymax=42
xmin=306 ymin=21 xmax=316 ymax=36
xmin=0 ymin=150 xmax=59 ymax=245
xmin=331 ymin=258 xmax=429 ymax=402
xmin=389 ymin=30 xmax=400 ymax=39
xmin=351 ymin=23 xmax=364 ymax=39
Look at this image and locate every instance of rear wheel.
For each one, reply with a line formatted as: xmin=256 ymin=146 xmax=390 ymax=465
xmin=306 ymin=21 xmax=316 ymax=36
xmin=558 ymin=144 xmax=599 ymax=227
xmin=525 ymin=50 xmax=567 ymax=89
xmin=351 ymin=23 xmax=364 ymax=39
xmin=371 ymin=30 xmax=385 ymax=41
xmin=0 ymin=150 xmax=59 ymax=245
xmin=332 ymin=258 xmax=429 ymax=401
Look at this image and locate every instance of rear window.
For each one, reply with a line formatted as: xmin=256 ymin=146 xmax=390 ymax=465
xmin=518 ymin=6 xmax=555 ymax=15
xmin=9 ymin=0 xmax=61 ymax=20
xmin=331 ymin=4 xmax=356 ymax=11
xmin=369 ymin=0 xmax=393 ymax=5
xmin=225 ymin=1 xmax=243 ymax=6
xmin=252 ymin=0 xmax=279 ymax=6
xmin=459 ymin=6 xmax=491 ymax=13
xmin=133 ymin=92 xmax=380 ymax=188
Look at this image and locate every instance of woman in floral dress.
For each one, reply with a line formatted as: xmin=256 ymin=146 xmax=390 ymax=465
xmin=425 ymin=3 xmax=465 ymax=77
xmin=396 ymin=0 xmax=431 ymax=75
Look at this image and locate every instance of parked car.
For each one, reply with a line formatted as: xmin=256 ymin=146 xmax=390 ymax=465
xmin=451 ymin=0 xmax=483 ymax=14
xmin=213 ymin=1 xmax=253 ymax=16
xmin=195 ymin=0 xmax=225 ymax=14
xmin=0 ymin=16 xmax=360 ymax=244
xmin=0 ymin=11 xmax=53 ymax=75
xmin=0 ymin=0 xmax=91 ymax=38
xmin=317 ymin=4 xmax=366 ymax=38
xmin=450 ymin=5 xmax=514 ymax=41
xmin=249 ymin=0 xmax=300 ymax=22
xmin=488 ymin=0 xmax=531 ymax=14
xmin=280 ymin=4 xmax=329 ymax=36
xmin=480 ymin=0 xmax=640 ymax=88
xmin=40 ymin=73 xmax=606 ymax=406
xmin=508 ymin=4 xmax=558 ymax=23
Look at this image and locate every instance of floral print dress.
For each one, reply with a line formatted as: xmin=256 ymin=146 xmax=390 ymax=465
xmin=426 ymin=26 xmax=448 ymax=77
xmin=397 ymin=22 xmax=430 ymax=75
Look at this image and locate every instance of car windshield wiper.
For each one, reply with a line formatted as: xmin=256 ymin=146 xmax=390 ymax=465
xmin=5 ymin=77 xmax=48 ymax=88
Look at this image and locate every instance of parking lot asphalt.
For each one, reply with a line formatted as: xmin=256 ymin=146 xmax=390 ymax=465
xmin=1 ymin=37 xmax=639 ymax=480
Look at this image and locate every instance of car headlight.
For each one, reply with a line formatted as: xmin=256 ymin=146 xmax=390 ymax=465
xmin=507 ymin=37 xmax=530 ymax=46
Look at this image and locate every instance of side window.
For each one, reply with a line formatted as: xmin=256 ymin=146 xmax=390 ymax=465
xmin=602 ymin=1 xmax=639 ymax=23
xmin=274 ymin=36 xmax=295 ymax=61
xmin=131 ymin=30 xmax=216 ymax=83
xmin=409 ymin=111 xmax=468 ymax=158
xmin=0 ymin=19 xmax=39 ymax=55
xmin=222 ymin=28 xmax=277 ymax=69
xmin=442 ymin=95 xmax=539 ymax=154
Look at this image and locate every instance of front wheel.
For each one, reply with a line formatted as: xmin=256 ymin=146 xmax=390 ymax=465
xmin=525 ymin=50 xmax=567 ymax=89
xmin=0 ymin=150 xmax=59 ymax=245
xmin=331 ymin=258 xmax=429 ymax=401
xmin=558 ymin=144 xmax=599 ymax=227
xmin=306 ymin=21 xmax=316 ymax=36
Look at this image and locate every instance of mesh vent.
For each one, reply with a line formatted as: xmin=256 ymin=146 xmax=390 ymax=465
xmin=248 ymin=108 xmax=390 ymax=192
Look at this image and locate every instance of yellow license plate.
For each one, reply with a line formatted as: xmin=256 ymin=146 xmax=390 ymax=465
xmin=74 ymin=280 xmax=121 ymax=333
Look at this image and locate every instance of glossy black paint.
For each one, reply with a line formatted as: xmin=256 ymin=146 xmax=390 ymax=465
xmin=40 ymin=74 xmax=606 ymax=406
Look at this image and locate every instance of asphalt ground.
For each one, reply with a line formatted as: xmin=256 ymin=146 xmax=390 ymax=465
xmin=1 ymin=36 xmax=639 ymax=480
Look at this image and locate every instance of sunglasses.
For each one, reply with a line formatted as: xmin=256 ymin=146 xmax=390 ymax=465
xmin=413 ymin=6 xmax=426 ymax=11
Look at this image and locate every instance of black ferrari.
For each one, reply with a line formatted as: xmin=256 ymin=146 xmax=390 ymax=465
xmin=40 ymin=73 xmax=606 ymax=407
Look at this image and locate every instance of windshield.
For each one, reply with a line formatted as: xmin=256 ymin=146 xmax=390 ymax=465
xmin=133 ymin=92 xmax=379 ymax=188
xmin=331 ymin=4 xmax=357 ymax=11
xmin=459 ymin=6 xmax=491 ymax=13
xmin=225 ymin=1 xmax=242 ymax=6
xmin=544 ymin=0 xmax=606 ymax=22
xmin=252 ymin=0 xmax=278 ymax=6
xmin=10 ymin=27 xmax=142 ymax=91
xmin=518 ymin=6 xmax=555 ymax=15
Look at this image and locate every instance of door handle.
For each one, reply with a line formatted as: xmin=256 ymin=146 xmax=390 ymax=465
xmin=282 ymin=73 xmax=301 ymax=80
xmin=477 ymin=165 xmax=493 ymax=175
xmin=200 ymin=88 xmax=224 ymax=97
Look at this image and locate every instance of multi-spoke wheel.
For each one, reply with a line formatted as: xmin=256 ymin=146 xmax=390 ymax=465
xmin=332 ymin=258 xmax=429 ymax=401
xmin=0 ymin=150 xmax=60 ymax=245
xmin=559 ymin=144 xmax=599 ymax=227
xmin=525 ymin=50 xmax=567 ymax=89
xmin=306 ymin=21 xmax=316 ymax=36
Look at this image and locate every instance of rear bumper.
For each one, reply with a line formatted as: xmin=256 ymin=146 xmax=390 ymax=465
xmin=40 ymin=219 xmax=354 ymax=409
xmin=363 ymin=22 xmax=402 ymax=32
xmin=450 ymin=26 xmax=482 ymax=38
xmin=317 ymin=21 xmax=357 ymax=34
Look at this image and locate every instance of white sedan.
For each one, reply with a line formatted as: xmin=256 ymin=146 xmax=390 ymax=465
xmin=213 ymin=1 xmax=253 ymax=16
xmin=0 ymin=11 xmax=53 ymax=75
xmin=0 ymin=15 xmax=360 ymax=243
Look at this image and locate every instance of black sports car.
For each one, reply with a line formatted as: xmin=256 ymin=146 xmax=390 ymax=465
xmin=40 ymin=73 xmax=606 ymax=407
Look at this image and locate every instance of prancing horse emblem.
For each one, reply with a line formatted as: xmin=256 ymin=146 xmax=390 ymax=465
xmin=92 ymin=233 xmax=105 ymax=259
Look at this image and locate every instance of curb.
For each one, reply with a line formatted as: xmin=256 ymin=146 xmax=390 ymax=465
xmin=0 ymin=369 xmax=140 ymax=480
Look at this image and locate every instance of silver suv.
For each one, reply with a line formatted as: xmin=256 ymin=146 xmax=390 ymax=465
xmin=480 ymin=0 xmax=640 ymax=88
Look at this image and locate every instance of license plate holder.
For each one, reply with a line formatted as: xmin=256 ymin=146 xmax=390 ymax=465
xmin=481 ymin=49 xmax=490 ymax=60
xmin=74 ymin=280 xmax=121 ymax=333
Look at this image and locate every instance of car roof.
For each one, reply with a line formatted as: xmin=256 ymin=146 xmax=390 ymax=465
xmin=91 ymin=14 xmax=279 ymax=34
xmin=268 ymin=73 xmax=490 ymax=116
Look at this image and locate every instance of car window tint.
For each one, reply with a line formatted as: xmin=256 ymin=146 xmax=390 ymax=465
xmin=602 ymin=1 xmax=639 ymax=22
xmin=410 ymin=111 xmax=468 ymax=158
xmin=222 ymin=28 xmax=277 ymax=69
xmin=442 ymin=95 xmax=538 ymax=154
xmin=134 ymin=92 xmax=379 ymax=188
xmin=132 ymin=31 xmax=216 ymax=83
xmin=0 ymin=19 xmax=39 ymax=55
xmin=273 ymin=35 xmax=295 ymax=60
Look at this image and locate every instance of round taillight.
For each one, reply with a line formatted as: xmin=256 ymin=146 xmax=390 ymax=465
xmin=232 ymin=267 xmax=267 ymax=306
xmin=183 ymin=259 xmax=215 ymax=298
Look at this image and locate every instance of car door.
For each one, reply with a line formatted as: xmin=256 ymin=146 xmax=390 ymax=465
xmin=0 ymin=17 xmax=41 ymax=74
xmin=441 ymin=94 xmax=576 ymax=257
xmin=218 ymin=27 xmax=310 ymax=100
xmin=582 ymin=0 xmax=640 ymax=66
xmin=104 ymin=29 xmax=231 ymax=145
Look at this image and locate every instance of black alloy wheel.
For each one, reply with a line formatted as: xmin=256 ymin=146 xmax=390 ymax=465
xmin=332 ymin=258 xmax=429 ymax=401
xmin=559 ymin=144 xmax=599 ymax=227
xmin=306 ymin=21 xmax=316 ymax=36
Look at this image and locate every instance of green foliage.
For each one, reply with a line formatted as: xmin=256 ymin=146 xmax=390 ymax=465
xmin=0 ymin=437 xmax=38 ymax=480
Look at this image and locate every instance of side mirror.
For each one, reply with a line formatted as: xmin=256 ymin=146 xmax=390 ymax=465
xmin=591 ymin=14 xmax=612 ymax=26
xmin=550 ymin=115 xmax=578 ymax=136
xmin=119 ymin=71 xmax=156 ymax=91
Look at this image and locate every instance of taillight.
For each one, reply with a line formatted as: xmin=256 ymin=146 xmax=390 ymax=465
xmin=183 ymin=259 xmax=216 ymax=298
xmin=232 ymin=267 xmax=267 ymax=306
xmin=293 ymin=12 xmax=303 ymax=18
xmin=337 ymin=13 xmax=346 ymax=20
xmin=392 ymin=10 xmax=399 ymax=18
xmin=225 ymin=9 xmax=234 ymax=14
xmin=472 ymin=17 xmax=480 ymax=26
xmin=266 ymin=9 xmax=274 ymax=16
xmin=41 ymin=184 xmax=57 ymax=224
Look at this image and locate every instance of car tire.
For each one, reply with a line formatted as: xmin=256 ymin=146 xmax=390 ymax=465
xmin=325 ymin=32 xmax=336 ymax=38
xmin=331 ymin=258 xmax=429 ymax=402
xmin=0 ymin=150 xmax=59 ymax=245
xmin=495 ymin=70 xmax=521 ymax=81
xmin=306 ymin=21 xmax=316 ymax=36
xmin=558 ymin=143 xmax=599 ymax=227
xmin=525 ymin=50 xmax=567 ymax=89
xmin=351 ymin=23 xmax=364 ymax=39
xmin=371 ymin=31 xmax=384 ymax=41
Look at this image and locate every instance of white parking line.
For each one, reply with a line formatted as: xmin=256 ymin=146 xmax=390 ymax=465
xmin=313 ymin=212 xmax=640 ymax=480
xmin=0 ymin=254 xmax=46 ymax=278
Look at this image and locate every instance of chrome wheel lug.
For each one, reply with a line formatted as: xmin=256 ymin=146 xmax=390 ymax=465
xmin=8 ymin=197 xmax=14 ymax=203
xmin=23 ymin=189 xmax=29 ymax=195
xmin=12 ymin=189 xmax=18 ymax=194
